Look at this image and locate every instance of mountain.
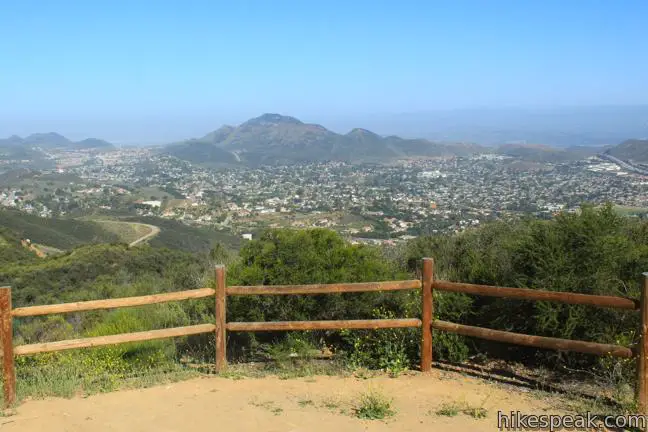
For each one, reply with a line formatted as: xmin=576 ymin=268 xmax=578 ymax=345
xmin=0 ymin=135 xmax=25 ymax=147
xmin=218 ymin=113 xmax=344 ymax=164
xmin=0 ymin=133 xmax=115 ymax=154
xmin=0 ymin=136 xmax=53 ymax=169
xmin=496 ymin=143 xmax=604 ymax=162
xmin=0 ymin=144 xmax=47 ymax=161
xmin=605 ymin=139 xmax=648 ymax=163
xmin=341 ymin=105 xmax=648 ymax=147
xmin=165 ymin=140 xmax=239 ymax=166
xmin=23 ymin=132 xmax=71 ymax=148
xmin=165 ymin=113 xmax=485 ymax=166
xmin=200 ymin=125 xmax=236 ymax=144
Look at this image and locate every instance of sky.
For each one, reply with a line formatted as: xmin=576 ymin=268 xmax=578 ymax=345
xmin=1 ymin=0 xmax=647 ymax=143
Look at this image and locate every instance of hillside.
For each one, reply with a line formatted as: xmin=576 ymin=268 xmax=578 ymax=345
xmin=0 ymin=242 xmax=207 ymax=307
xmin=0 ymin=143 xmax=55 ymax=170
xmin=123 ymin=216 xmax=242 ymax=252
xmin=605 ymin=139 xmax=648 ymax=163
xmin=165 ymin=113 xmax=485 ymax=165
xmin=496 ymin=143 xmax=602 ymax=162
xmin=0 ymin=226 xmax=38 ymax=266
xmin=0 ymin=208 xmax=241 ymax=254
xmin=0 ymin=209 xmax=120 ymax=250
xmin=0 ymin=132 xmax=115 ymax=153
xmin=164 ymin=140 xmax=239 ymax=166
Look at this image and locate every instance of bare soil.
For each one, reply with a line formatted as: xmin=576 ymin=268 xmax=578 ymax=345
xmin=2 ymin=370 xmax=566 ymax=432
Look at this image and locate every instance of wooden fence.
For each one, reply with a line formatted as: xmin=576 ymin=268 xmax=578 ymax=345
xmin=1 ymin=258 xmax=647 ymax=413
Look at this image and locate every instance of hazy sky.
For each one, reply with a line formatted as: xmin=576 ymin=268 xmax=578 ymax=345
xmin=1 ymin=0 xmax=646 ymax=143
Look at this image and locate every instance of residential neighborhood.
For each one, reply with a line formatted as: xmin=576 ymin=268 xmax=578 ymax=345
xmin=2 ymin=146 xmax=647 ymax=246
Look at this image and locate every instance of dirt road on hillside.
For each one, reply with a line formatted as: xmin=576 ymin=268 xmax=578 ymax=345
xmin=2 ymin=371 xmax=567 ymax=432
xmin=128 ymin=223 xmax=160 ymax=246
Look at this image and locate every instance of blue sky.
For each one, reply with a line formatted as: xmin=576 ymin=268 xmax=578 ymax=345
xmin=1 ymin=0 xmax=646 ymax=142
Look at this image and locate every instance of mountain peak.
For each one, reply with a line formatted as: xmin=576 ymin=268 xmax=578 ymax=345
xmin=3 ymin=135 xmax=24 ymax=146
xmin=26 ymin=132 xmax=68 ymax=140
xmin=164 ymin=113 xmax=485 ymax=166
xmin=347 ymin=128 xmax=380 ymax=138
xmin=243 ymin=113 xmax=304 ymax=127
xmin=24 ymin=132 xmax=71 ymax=146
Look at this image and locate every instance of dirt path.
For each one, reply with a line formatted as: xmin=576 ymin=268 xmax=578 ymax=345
xmin=128 ymin=223 xmax=160 ymax=247
xmin=3 ymin=371 xmax=566 ymax=432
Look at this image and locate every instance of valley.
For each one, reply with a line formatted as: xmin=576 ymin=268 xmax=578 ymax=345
xmin=1 ymin=116 xmax=647 ymax=250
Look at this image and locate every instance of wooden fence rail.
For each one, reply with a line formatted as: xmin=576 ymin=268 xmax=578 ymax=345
xmin=11 ymin=288 xmax=216 ymax=317
xmin=1 ymin=258 xmax=647 ymax=414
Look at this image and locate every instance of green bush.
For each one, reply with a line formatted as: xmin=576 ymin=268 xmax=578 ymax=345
xmin=406 ymin=203 xmax=648 ymax=381
xmin=264 ymin=333 xmax=317 ymax=368
xmin=225 ymin=228 xmax=412 ymax=362
xmin=341 ymin=307 xmax=417 ymax=376
xmin=353 ymin=389 xmax=396 ymax=420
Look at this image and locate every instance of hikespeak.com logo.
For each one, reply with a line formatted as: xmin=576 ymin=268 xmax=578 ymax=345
xmin=498 ymin=410 xmax=648 ymax=431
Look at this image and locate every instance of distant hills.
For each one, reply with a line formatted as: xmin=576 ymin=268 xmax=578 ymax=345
xmin=165 ymin=113 xmax=626 ymax=166
xmin=345 ymin=105 xmax=648 ymax=147
xmin=495 ymin=144 xmax=609 ymax=163
xmin=0 ymin=133 xmax=115 ymax=158
xmin=604 ymin=139 xmax=648 ymax=163
xmin=164 ymin=113 xmax=485 ymax=166
xmin=0 ymin=133 xmax=115 ymax=169
xmin=3 ymin=114 xmax=647 ymax=166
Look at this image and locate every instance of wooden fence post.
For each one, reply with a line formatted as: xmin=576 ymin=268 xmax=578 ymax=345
xmin=420 ymin=258 xmax=434 ymax=372
xmin=214 ymin=266 xmax=227 ymax=372
xmin=0 ymin=287 xmax=15 ymax=407
xmin=637 ymin=273 xmax=648 ymax=413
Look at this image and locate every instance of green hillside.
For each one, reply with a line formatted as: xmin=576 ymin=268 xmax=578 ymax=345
xmin=496 ymin=143 xmax=599 ymax=162
xmin=124 ymin=216 xmax=242 ymax=252
xmin=0 ymin=227 xmax=38 ymax=266
xmin=0 ymin=209 xmax=120 ymax=250
xmin=606 ymin=139 xmax=648 ymax=162
xmin=1 ymin=243 xmax=207 ymax=307
xmin=0 ymin=209 xmax=241 ymax=253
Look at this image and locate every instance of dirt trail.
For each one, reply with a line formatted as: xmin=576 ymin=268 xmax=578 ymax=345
xmin=3 ymin=371 xmax=566 ymax=432
xmin=128 ymin=223 xmax=160 ymax=247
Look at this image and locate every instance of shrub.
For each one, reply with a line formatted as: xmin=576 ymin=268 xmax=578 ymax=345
xmin=406 ymin=204 xmax=648 ymax=379
xmin=341 ymin=307 xmax=417 ymax=376
xmin=354 ymin=389 xmax=396 ymax=420
xmin=226 ymin=229 xmax=412 ymax=364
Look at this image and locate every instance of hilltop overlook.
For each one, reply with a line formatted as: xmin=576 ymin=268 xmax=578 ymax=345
xmin=1 ymin=205 xmax=648 ymax=426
